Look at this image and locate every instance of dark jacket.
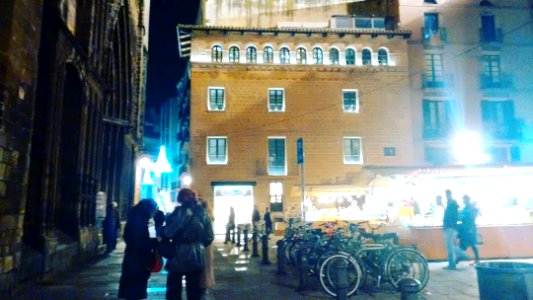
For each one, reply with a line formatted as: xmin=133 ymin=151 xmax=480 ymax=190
xmin=443 ymin=200 xmax=459 ymax=230
xmin=118 ymin=202 xmax=156 ymax=299
xmin=163 ymin=201 xmax=214 ymax=272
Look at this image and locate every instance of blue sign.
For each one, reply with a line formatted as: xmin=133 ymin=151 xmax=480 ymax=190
xmin=297 ymin=138 xmax=304 ymax=164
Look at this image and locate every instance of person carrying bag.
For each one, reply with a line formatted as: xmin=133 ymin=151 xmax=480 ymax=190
xmin=162 ymin=188 xmax=214 ymax=300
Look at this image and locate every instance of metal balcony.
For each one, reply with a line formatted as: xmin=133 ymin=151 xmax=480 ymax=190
xmin=479 ymin=28 xmax=503 ymax=43
xmin=480 ymin=73 xmax=514 ymax=89
xmin=421 ymin=73 xmax=454 ymax=89
xmin=421 ymin=27 xmax=448 ymax=45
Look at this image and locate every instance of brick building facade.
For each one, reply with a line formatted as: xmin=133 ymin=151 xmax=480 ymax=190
xmin=0 ymin=0 xmax=148 ymax=292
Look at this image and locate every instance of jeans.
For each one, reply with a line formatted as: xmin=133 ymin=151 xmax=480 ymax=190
xmin=166 ymin=271 xmax=202 ymax=300
xmin=443 ymin=227 xmax=458 ymax=268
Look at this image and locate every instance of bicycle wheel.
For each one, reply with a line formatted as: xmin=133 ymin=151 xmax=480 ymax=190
xmin=384 ymin=248 xmax=429 ymax=291
xmin=319 ymin=253 xmax=363 ymax=297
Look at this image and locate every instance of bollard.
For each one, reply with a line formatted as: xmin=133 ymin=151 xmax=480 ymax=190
xmin=398 ymin=277 xmax=420 ymax=300
xmin=261 ymin=234 xmax=271 ymax=265
xmin=276 ymin=239 xmax=287 ymax=275
xmin=296 ymin=252 xmax=308 ymax=292
xmin=236 ymin=225 xmax=242 ymax=247
xmin=231 ymin=225 xmax=236 ymax=243
xmin=251 ymin=230 xmax=259 ymax=257
xmin=335 ymin=257 xmax=349 ymax=300
xmin=243 ymin=225 xmax=249 ymax=252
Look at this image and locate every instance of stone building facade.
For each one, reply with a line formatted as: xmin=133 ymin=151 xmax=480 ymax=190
xmin=183 ymin=24 xmax=414 ymax=230
xmin=0 ymin=0 xmax=148 ymax=292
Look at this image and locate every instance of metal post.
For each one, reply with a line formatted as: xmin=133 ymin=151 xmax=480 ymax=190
xmin=261 ymin=234 xmax=271 ymax=265
xmin=296 ymin=253 xmax=308 ymax=291
xmin=335 ymin=258 xmax=349 ymax=300
xmin=399 ymin=278 xmax=420 ymax=300
xmin=251 ymin=230 xmax=259 ymax=257
xmin=236 ymin=225 xmax=242 ymax=247
xmin=276 ymin=239 xmax=287 ymax=275
xmin=243 ymin=225 xmax=249 ymax=252
xmin=231 ymin=224 xmax=236 ymax=244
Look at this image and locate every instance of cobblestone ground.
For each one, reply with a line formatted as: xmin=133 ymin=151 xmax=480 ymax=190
xmin=11 ymin=235 xmax=531 ymax=299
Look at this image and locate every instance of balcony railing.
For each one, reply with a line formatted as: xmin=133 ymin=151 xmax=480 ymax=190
xmin=421 ymin=27 xmax=448 ymax=45
xmin=423 ymin=125 xmax=451 ymax=139
xmin=483 ymin=120 xmax=522 ymax=140
xmin=480 ymin=73 xmax=514 ymax=89
xmin=479 ymin=28 xmax=503 ymax=43
xmin=421 ymin=73 xmax=454 ymax=89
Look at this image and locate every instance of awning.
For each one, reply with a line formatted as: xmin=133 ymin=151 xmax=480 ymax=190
xmin=291 ymin=184 xmax=367 ymax=197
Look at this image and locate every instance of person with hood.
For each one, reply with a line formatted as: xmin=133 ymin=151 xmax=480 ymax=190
xmin=118 ymin=198 xmax=158 ymax=300
xmin=163 ymin=188 xmax=214 ymax=300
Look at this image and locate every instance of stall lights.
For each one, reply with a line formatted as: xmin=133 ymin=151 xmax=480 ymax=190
xmin=452 ymin=130 xmax=490 ymax=165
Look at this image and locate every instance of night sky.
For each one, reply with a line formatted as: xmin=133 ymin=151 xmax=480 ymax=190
xmin=145 ymin=0 xmax=201 ymax=123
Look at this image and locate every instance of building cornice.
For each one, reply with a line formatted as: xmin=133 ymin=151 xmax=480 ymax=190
xmin=191 ymin=62 xmax=408 ymax=74
xmin=178 ymin=24 xmax=412 ymax=39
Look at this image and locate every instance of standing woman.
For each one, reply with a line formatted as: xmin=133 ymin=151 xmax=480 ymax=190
xmin=163 ymin=188 xmax=214 ymax=300
xmin=118 ymin=198 xmax=158 ymax=300
xmin=198 ymin=198 xmax=215 ymax=296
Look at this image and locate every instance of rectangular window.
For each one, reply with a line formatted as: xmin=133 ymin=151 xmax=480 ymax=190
xmin=423 ymin=13 xmax=439 ymax=39
xmin=342 ymin=90 xmax=359 ymax=113
xmin=481 ymin=15 xmax=496 ymax=41
xmin=269 ymin=182 xmax=284 ymax=212
xmin=482 ymin=55 xmax=501 ymax=86
xmin=423 ymin=99 xmax=450 ymax=138
xmin=481 ymin=100 xmax=517 ymax=139
xmin=268 ymin=89 xmax=285 ymax=112
xmin=425 ymin=54 xmax=443 ymax=85
xmin=207 ymin=137 xmax=227 ymax=164
xmin=268 ymin=137 xmax=286 ymax=176
xmin=343 ymin=137 xmax=362 ymax=164
xmin=208 ymin=87 xmax=225 ymax=111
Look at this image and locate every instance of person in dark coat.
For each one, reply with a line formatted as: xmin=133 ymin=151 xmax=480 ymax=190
xmin=103 ymin=201 xmax=120 ymax=253
xmin=458 ymin=195 xmax=480 ymax=265
xmin=263 ymin=207 xmax=273 ymax=236
xmin=163 ymin=188 xmax=214 ymax=300
xmin=118 ymin=198 xmax=158 ymax=300
xmin=224 ymin=206 xmax=235 ymax=244
xmin=252 ymin=205 xmax=260 ymax=232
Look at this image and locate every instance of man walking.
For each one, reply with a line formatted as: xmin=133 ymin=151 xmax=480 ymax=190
xmin=442 ymin=189 xmax=469 ymax=270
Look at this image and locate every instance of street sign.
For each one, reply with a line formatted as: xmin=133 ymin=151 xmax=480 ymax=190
xmin=297 ymin=138 xmax=304 ymax=164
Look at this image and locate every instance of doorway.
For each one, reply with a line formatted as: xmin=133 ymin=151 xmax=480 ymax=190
xmin=213 ymin=185 xmax=254 ymax=235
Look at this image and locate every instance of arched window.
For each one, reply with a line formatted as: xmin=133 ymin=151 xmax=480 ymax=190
xmin=211 ymin=45 xmax=223 ymax=62
xmin=296 ymin=47 xmax=306 ymax=64
xmin=345 ymin=48 xmax=356 ymax=65
xmin=280 ymin=47 xmax=290 ymax=64
xmin=378 ymin=48 xmax=389 ymax=65
xmin=246 ymin=46 xmax=257 ymax=63
xmin=362 ymin=49 xmax=372 ymax=65
xmin=229 ymin=46 xmax=240 ymax=63
xmin=313 ymin=47 xmax=323 ymax=64
xmin=263 ymin=46 xmax=274 ymax=63
xmin=329 ymin=48 xmax=339 ymax=65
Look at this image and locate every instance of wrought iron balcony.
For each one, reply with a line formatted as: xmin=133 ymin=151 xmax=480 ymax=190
xmin=421 ymin=73 xmax=454 ymax=89
xmin=479 ymin=28 xmax=503 ymax=43
xmin=421 ymin=27 xmax=448 ymax=45
xmin=423 ymin=125 xmax=451 ymax=139
xmin=483 ymin=120 xmax=522 ymax=140
xmin=480 ymin=73 xmax=514 ymax=89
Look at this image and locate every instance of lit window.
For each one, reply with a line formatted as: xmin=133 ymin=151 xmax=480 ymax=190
xmin=378 ymin=48 xmax=388 ymax=65
xmin=207 ymin=137 xmax=227 ymax=164
xmin=268 ymin=89 xmax=285 ymax=112
xmin=313 ymin=48 xmax=323 ymax=64
xmin=270 ymin=182 xmax=283 ymax=212
xmin=342 ymin=90 xmax=359 ymax=113
xmin=329 ymin=48 xmax=339 ymax=65
xmin=280 ymin=47 xmax=290 ymax=64
xmin=211 ymin=45 xmax=223 ymax=62
xmin=343 ymin=137 xmax=362 ymax=164
xmin=246 ymin=46 xmax=257 ymax=63
xmin=345 ymin=49 xmax=356 ymax=65
xmin=229 ymin=46 xmax=240 ymax=63
xmin=208 ymin=87 xmax=225 ymax=111
xmin=268 ymin=137 xmax=286 ymax=176
xmin=362 ymin=49 xmax=372 ymax=65
xmin=296 ymin=47 xmax=306 ymax=64
xmin=263 ymin=46 xmax=274 ymax=63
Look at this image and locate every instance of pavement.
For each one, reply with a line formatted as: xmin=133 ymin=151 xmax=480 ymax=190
xmin=9 ymin=235 xmax=532 ymax=299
